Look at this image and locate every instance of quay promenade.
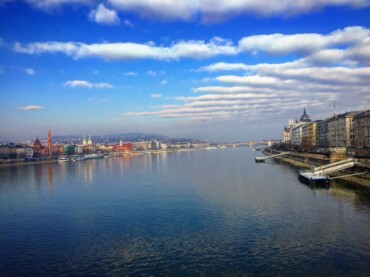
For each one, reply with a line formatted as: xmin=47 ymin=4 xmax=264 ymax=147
xmin=262 ymin=149 xmax=370 ymax=191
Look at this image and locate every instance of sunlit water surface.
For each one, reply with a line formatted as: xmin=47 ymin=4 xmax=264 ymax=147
xmin=1 ymin=148 xmax=370 ymax=276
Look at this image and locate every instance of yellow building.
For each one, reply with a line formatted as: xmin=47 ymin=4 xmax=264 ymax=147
xmin=307 ymin=121 xmax=318 ymax=146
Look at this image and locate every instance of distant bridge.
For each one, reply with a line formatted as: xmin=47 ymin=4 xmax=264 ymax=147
xmin=226 ymin=140 xmax=281 ymax=148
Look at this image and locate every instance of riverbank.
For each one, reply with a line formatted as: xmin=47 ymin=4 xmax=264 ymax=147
xmin=262 ymin=149 xmax=370 ymax=191
xmin=0 ymin=159 xmax=58 ymax=168
xmin=0 ymin=149 xmax=198 ymax=168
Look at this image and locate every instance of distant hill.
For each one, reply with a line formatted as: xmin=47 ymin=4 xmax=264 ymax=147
xmin=48 ymin=133 xmax=171 ymax=144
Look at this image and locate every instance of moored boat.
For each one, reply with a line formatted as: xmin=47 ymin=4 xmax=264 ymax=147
xmin=298 ymin=170 xmax=329 ymax=186
xmin=72 ymin=155 xmax=86 ymax=161
xmin=84 ymin=153 xmax=104 ymax=160
xmin=58 ymin=156 xmax=73 ymax=162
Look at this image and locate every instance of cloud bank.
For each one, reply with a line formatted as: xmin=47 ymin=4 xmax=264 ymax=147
xmin=121 ymin=27 xmax=370 ymax=123
xmin=11 ymin=25 xmax=370 ymax=126
xmin=21 ymin=1 xmax=369 ymax=21
xmin=14 ymin=26 xmax=370 ymax=65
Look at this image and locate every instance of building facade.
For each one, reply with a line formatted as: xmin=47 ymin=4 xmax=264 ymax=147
xmin=284 ymin=109 xmax=312 ymax=145
xmin=316 ymin=120 xmax=329 ymax=147
xmin=327 ymin=111 xmax=361 ymax=147
xmin=291 ymin=123 xmax=307 ymax=145
xmin=301 ymin=121 xmax=318 ymax=146
xmin=353 ymin=110 xmax=370 ymax=147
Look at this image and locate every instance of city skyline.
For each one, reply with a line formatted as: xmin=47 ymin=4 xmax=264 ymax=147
xmin=1 ymin=1 xmax=370 ymax=142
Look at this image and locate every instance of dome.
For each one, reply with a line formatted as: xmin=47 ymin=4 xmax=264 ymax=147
xmin=300 ymin=108 xmax=311 ymax=122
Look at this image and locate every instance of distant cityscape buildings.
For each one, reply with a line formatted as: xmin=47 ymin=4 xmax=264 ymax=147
xmin=0 ymin=130 xmax=210 ymax=161
xmin=1 ymin=107 xmax=369 ymax=161
xmin=283 ymin=108 xmax=370 ymax=148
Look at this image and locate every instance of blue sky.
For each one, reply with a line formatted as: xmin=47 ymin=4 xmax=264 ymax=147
xmin=1 ymin=0 xmax=370 ymax=142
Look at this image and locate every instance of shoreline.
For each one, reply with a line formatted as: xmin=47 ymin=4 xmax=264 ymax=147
xmin=262 ymin=149 xmax=370 ymax=192
xmin=0 ymin=149 xmax=201 ymax=168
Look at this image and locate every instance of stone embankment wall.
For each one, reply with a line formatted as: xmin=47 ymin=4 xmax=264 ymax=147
xmin=263 ymin=149 xmax=370 ymax=190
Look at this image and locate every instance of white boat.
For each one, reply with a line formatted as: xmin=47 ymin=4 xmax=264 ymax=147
xmin=72 ymin=156 xmax=86 ymax=161
xmin=58 ymin=156 xmax=73 ymax=162
xmin=84 ymin=153 xmax=104 ymax=160
xmin=298 ymin=170 xmax=329 ymax=186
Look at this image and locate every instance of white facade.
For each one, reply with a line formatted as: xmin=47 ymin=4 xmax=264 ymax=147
xmin=290 ymin=123 xmax=307 ymax=145
xmin=283 ymin=118 xmax=299 ymax=143
xmin=24 ymin=147 xmax=33 ymax=158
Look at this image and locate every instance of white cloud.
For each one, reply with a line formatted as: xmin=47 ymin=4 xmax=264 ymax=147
xmin=89 ymin=4 xmax=120 ymax=25
xmin=200 ymin=62 xmax=250 ymax=72
xmin=150 ymin=93 xmax=162 ymax=98
xmin=216 ymin=75 xmax=281 ymax=86
xmin=25 ymin=0 xmax=94 ymax=9
xmin=14 ymin=37 xmax=238 ymax=61
xmin=123 ymin=71 xmax=137 ymax=76
xmin=64 ymin=80 xmax=113 ymax=89
xmin=124 ymin=62 xmax=370 ymax=123
xmin=238 ymin=26 xmax=370 ymax=56
xmin=14 ymin=26 xmax=370 ymax=66
xmin=64 ymin=80 xmax=93 ymax=88
xmin=123 ymin=19 xmax=134 ymax=28
xmin=160 ymin=80 xmax=168 ymax=85
xmin=147 ymin=70 xmax=156 ymax=76
xmin=19 ymin=0 xmax=370 ymax=22
xmin=108 ymin=0 xmax=369 ymax=21
xmin=19 ymin=105 xmax=44 ymax=111
xmin=94 ymin=82 xmax=113 ymax=89
xmin=24 ymin=67 xmax=35 ymax=75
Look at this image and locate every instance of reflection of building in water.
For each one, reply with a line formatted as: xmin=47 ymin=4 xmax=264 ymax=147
xmin=83 ymin=161 xmax=94 ymax=184
xmin=33 ymin=165 xmax=43 ymax=189
xmin=47 ymin=129 xmax=52 ymax=158
xmin=48 ymin=164 xmax=53 ymax=192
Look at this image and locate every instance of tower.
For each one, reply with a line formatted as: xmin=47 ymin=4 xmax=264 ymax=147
xmin=48 ymin=129 xmax=52 ymax=157
xmin=83 ymin=135 xmax=87 ymax=146
xmin=88 ymin=135 xmax=92 ymax=145
xmin=299 ymin=108 xmax=311 ymax=123
xmin=119 ymin=138 xmax=123 ymax=146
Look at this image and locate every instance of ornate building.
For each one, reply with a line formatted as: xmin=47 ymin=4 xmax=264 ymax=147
xmin=299 ymin=108 xmax=311 ymax=123
xmin=283 ymin=109 xmax=312 ymax=144
xmin=32 ymin=137 xmax=47 ymax=158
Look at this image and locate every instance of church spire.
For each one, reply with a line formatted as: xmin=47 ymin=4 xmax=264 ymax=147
xmin=83 ymin=135 xmax=87 ymax=146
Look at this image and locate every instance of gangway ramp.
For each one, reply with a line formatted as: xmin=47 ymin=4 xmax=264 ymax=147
xmin=255 ymin=152 xmax=289 ymax=162
xmin=313 ymin=158 xmax=357 ymax=175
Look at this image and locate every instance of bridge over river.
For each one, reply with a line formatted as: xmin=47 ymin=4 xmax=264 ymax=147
xmin=226 ymin=140 xmax=281 ymax=148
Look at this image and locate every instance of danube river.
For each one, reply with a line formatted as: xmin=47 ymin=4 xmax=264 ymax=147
xmin=1 ymin=148 xmax=370 ymax=276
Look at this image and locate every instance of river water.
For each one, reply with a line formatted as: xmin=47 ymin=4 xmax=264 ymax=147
xmin=1 ymin=148 xmax=369 ymax=276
